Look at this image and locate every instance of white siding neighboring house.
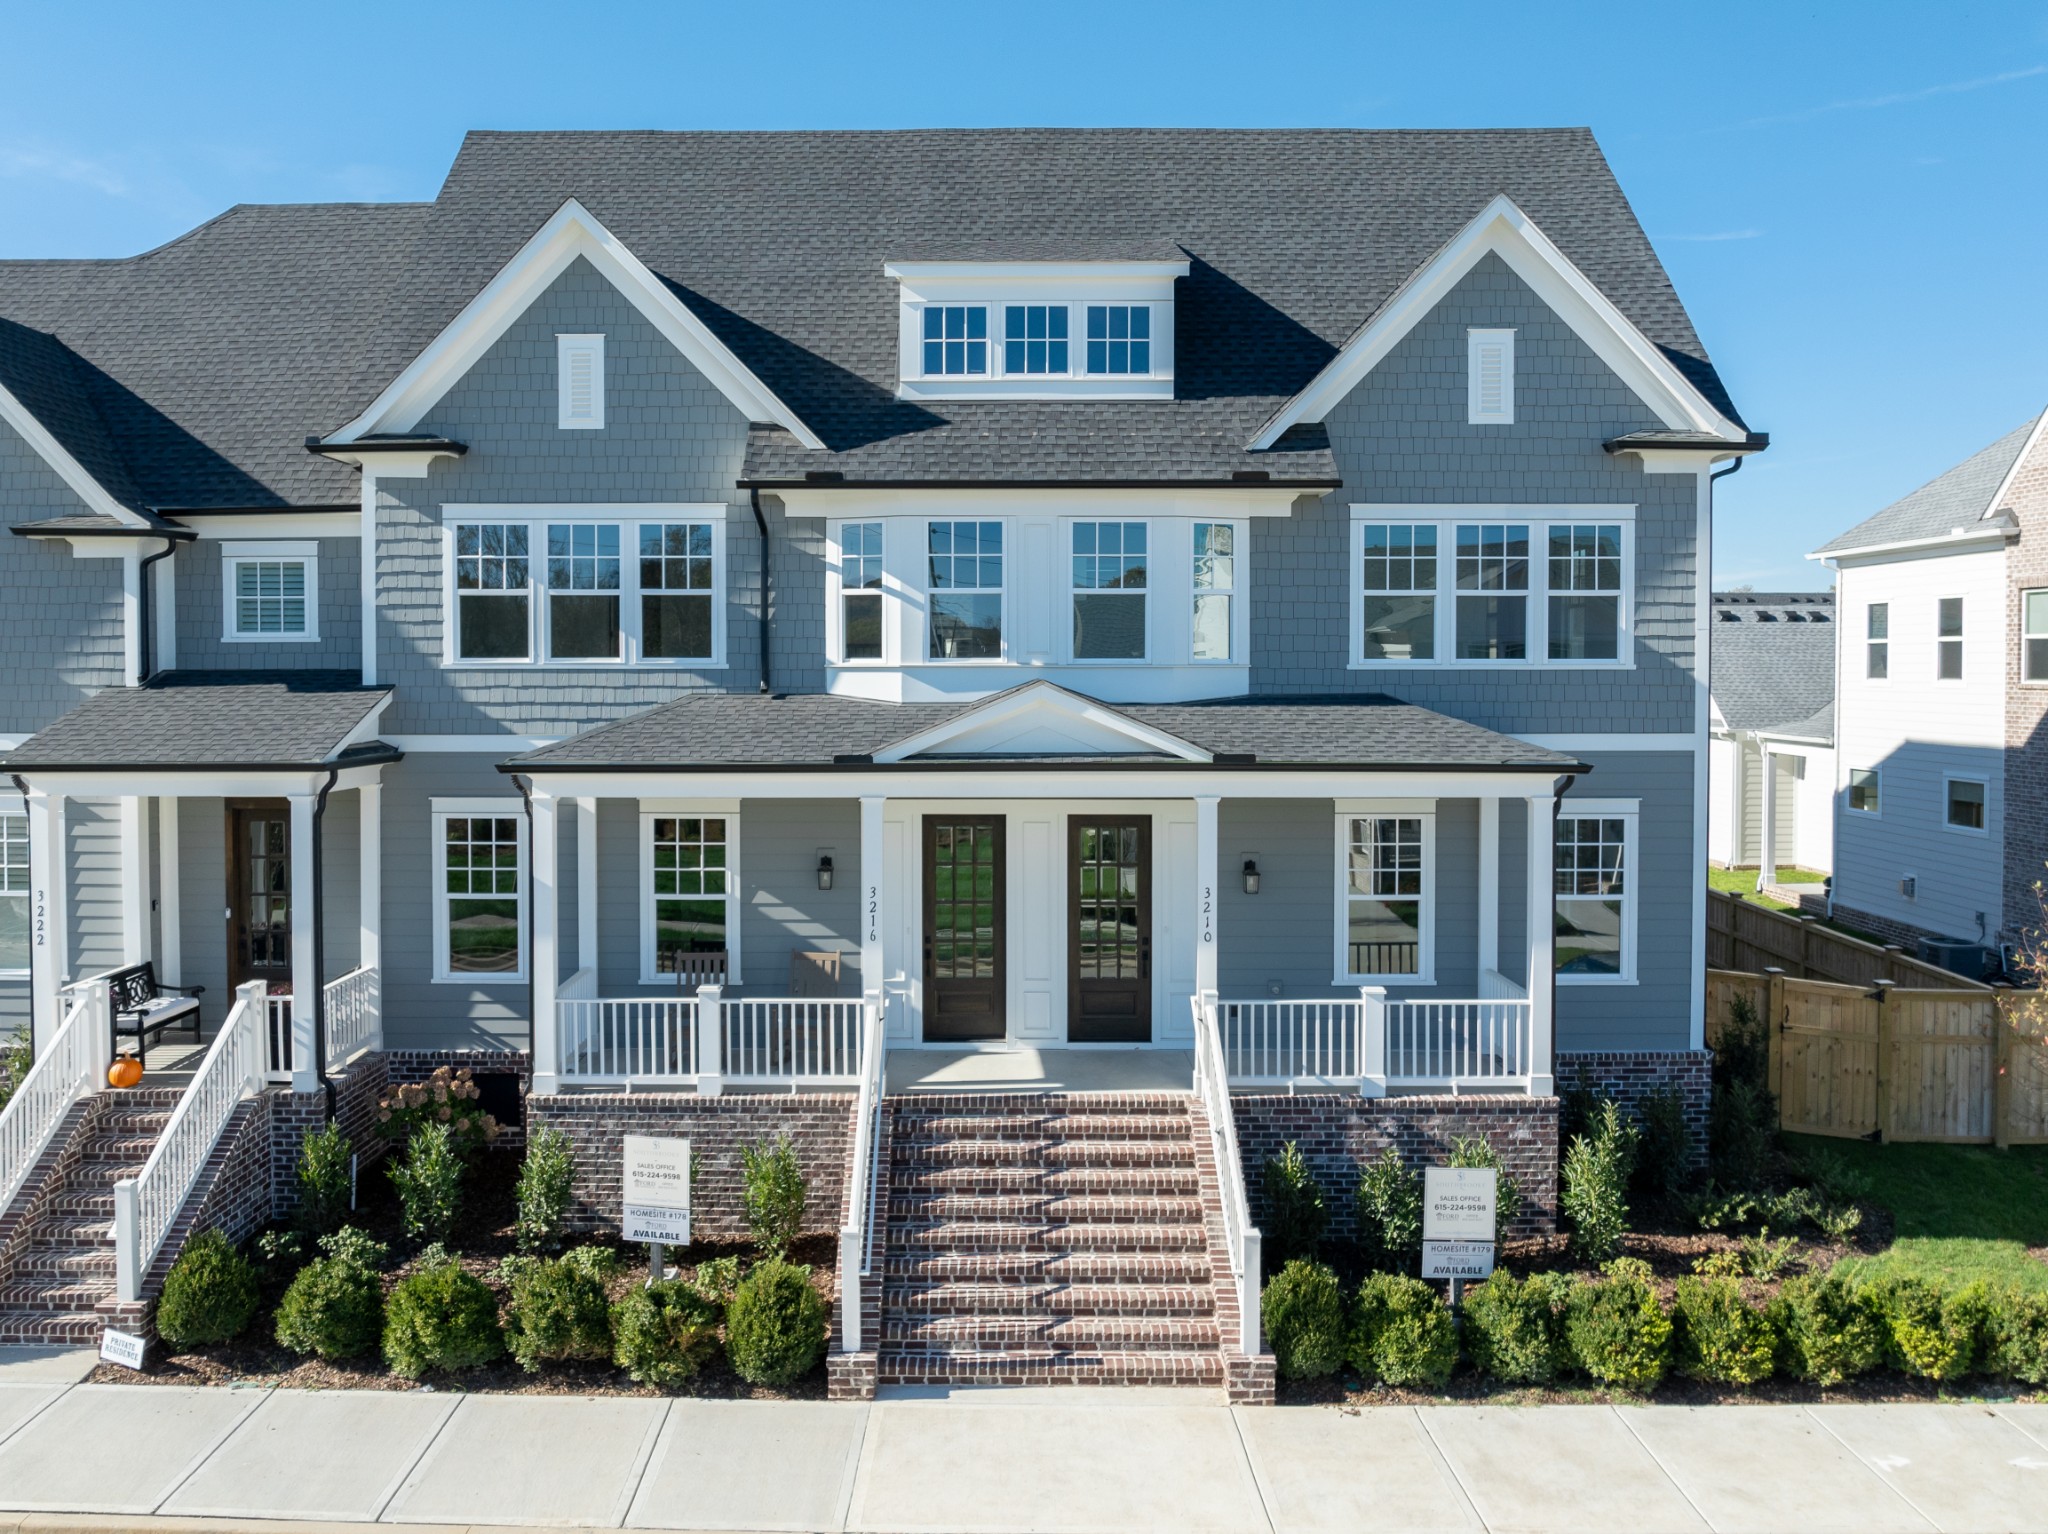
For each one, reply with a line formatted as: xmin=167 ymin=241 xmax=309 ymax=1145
xmin=1811 ymin=408 xmax=2048 ymax=967
xmin=1708 ymin=591 xmax=1835 ymax=881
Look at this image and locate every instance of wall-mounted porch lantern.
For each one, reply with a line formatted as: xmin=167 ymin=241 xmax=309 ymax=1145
xmin=817 ymin=854 xmax=835 ymax=891
xmin=1242 ymin=858 xmax=1261 ymax=896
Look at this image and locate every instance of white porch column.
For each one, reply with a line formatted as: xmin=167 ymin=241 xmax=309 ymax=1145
xmin=157 ymin=797 xmax=182 ymax=987
xmin=576 ymin=797 xmax=598 ymax=978
xmin=1524 ymin=795 xmax=1556 ymax=1096
xmin=859 ymin=796 xmax=885 ymax=996
xmin=358 ymin=781 xmax=383 ymax=1049
xmin=27 ymin=787 xmax=65 ymax=1050
xmin=119 ymin=797 xmax=149 ymax=966
xmin=530 ymin=787 xmax=560 ymax=1097
xmin=1758 ymin=745 xmax=1779 ymax=890
xmin=1477 ymin=796 xmax=1500 ymax=980
xmin=1194 ymin=795 xmax=1219 ymax=998
xmin=288 ymin=793 xmax=318 ymax=1093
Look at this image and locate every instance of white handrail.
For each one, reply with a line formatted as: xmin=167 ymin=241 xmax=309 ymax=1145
xmin=0 ymin=982 xmax=108 ymax=1219
xmin=115 ymin=980 xmax=265 ymax=1301
xmin=1192 ymin=991 xmax=1262 ymax=1357
xmin=837 ymin=990 xmax=886 ymax=1353
xmin=558 ymin=997 xmax=699 ymax=1084
xmin=323 ymin=965 xmax=380 ymax=1065
xmin=726 ymin=997 xmax=863 ymax=1086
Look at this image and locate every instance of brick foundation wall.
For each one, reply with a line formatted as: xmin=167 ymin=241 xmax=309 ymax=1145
xmin=269 ymin=1052 xmax=392 ymax=1220
xmin=527 ymin=1092 xmax=854 ymax=1240
xmin=1231 ymin=1094 xmax=1560 ymax=1238
xmin=384 ymin=1049 xmax=532 ymax=1148
xmin=1555 ymin=1049 xmax=1712 ymax=1163
xmin=1821 ymin=899 xmax=1951 ymax=952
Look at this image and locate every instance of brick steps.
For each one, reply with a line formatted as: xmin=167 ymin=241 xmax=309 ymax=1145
xmin=886 ymin=1192 xmax=1207 ymax=1224
xmin=890 ymin=1137 xmax=1198 ymax=1168
xmin=888 ymin=1165 xmax=1200 ymax=1195
xmin=878 ymin=1347 xmax=1226 ymax=1387
xmin=0 ymin=1309 xmax=107 ymax=1345
xmin=884 ymin=1281 xmax=1214 ymax=1316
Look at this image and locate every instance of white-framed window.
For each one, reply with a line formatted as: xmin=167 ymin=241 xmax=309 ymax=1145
xmin=836 ymin=521 xmax=885 ymax=663
xmin=1944 ymin=776 xmax=1987 ymax=834
xmin=1335 ymin=807 xmax=1434 ymax=984
xmin=1350 ymin=508 xmax=1633 ymax=668
xmin=432 ymin=800 xmax=525 ymax=984
xmin=445 ymin=507 xmax=724 ymax=667
xmin=222 ymin=542 xmax=317 ymax=641
xmin=921 ymin=305 xmax=989 ymax=375
xmin=927 ymin=520 xmax=1004 ymax=660
xmin=1070 ymin=521 xmax=1147 ymax=660
xmin=1192 ymin=521 xmax=1236 ymax=661
xmin=1467 ymin=328 xmax=1515 ymax=424
xmin=1866 ymin=603 xmax=1889 ymax=679
xmin=1937 ymin=596 xmax=1964 ymax=680
xmin=1003 ymin=305 xmax=1070 ymax=375
xmin=2024 ymin=591 xmax=2048 ymax=683
xmin=0 ymin=809 xmax=27 ymax=975
xmin=1555 ymin=800 xmax=1637 ymax=985
xmin=639 ymin=805 xmax=741 ymax=983
xmin=1847 ymin=768 xmax=1881 ymax=816
xmin=557 ymin=333 xmax=604 ymax=429
xmin=1086 ymin=304 xmax=1152 ymax=375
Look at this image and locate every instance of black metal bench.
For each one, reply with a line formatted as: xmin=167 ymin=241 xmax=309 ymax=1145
xmin=104 ymin=962 xmax=204 ymax=1066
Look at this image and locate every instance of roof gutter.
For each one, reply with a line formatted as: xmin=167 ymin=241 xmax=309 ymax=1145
xmin=494 ymin=757 xmax=1592 ymax=777
xmin=749 ymin=489 xmax=772 ymax=696
xmin=8 ymin=523 xmax=197 ymax=540
xmin=1807 ymin=517 xmax=2018 ymax=564
xmin=737 ymin=474 xmax=1344 ymax=492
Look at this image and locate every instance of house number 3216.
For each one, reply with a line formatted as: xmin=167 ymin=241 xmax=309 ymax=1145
xmin=866 ymin=884 xmax=879 ymax=944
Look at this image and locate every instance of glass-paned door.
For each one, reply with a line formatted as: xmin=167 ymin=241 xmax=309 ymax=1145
xmin=922 ymin=817 xmax=1005 ymax=1040
xmin=1069 ymin=816 xmax=1151 ymax=1043
xmin=227 ymin=803 xmax=293 ymax=990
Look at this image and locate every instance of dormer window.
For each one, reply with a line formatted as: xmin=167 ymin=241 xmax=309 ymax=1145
xmin=1004 ymin=306 xmax=1070 ymax=374
xmin=1086 ymin=306 xmax=1151 ymax=375
xmin=922 ymin=306 xmax=988 ymax=375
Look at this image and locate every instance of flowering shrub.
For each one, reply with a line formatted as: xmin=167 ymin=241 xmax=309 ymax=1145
xmin=375 ymin=1066 xmax=501 ymax=1156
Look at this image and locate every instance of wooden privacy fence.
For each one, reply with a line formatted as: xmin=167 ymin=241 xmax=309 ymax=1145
xmin=1706 ymin=889 xmax=1988 ymax=992
xmin=1706 ymin=968 xmax=2048 ymax=1147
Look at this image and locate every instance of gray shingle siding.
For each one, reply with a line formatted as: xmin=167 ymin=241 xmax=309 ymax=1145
xmin=377 ymin=257 xmax=762 ymax=737
xmin=1253 ymin=255 xmax=1700 ymax=737
xmin=174 ymin=536 xmax=362 ymax=672
xmin=65 ymin=797 xmax=125 ymax=981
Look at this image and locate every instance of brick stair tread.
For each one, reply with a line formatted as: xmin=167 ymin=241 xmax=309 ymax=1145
xmin=63 ymin=1159 xmax=150 ymax=1186
xmin=884 ymin=1282 xmax=1215 ymax=1316
xmin=882 ymin=1250 xmax=1215 ymax=1284
xmin=92 ymin=1113 xmax=173 ymax=1136
xmin=6 ymin=1248 xmax=116 ymax=1278
xmin=886 ymin=1220 xmax=1209 ymax=1251
xmin=38 ymin=1189 xmax=117 ymax=1216
xmin=23 ymin=1213 xmax=114 ymax=1246
xmin=0 ymin=1310 xmax=105 ymax=1345
xmin=0 ymin=1276 xmax=112 ymax=1311
xmin=892 ymin=1114 xmax=1190 ymax=1140
xmin=876 ymin=1347 xmax=1225 ymax=1385
xmin=884 ymin=1314 xmax=1221 ymax=1348
xmin=891 ymin=1138 xmax=1196 ymax=1168
xmin=889 ymin=1167 xmax=1199 ymax=1194
xmin=887 ymin=1193 xmax=1206 ymax=1222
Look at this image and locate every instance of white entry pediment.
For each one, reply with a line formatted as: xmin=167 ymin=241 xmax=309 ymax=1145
xmin=874 ymin=681 xmax=1210 ymax=763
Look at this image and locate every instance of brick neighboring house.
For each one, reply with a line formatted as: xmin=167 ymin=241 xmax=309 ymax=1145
xmin=1707 ymin=590 xmax=1836 ymax=881
xmin=0 ymin=129 xmax=1762 ymax=1387
xmin=1811 ymin=408 xmax=2048 ymax=967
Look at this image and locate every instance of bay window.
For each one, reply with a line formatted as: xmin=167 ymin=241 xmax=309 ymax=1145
xmin=1071 ymin=521 xmax=1147 ymax=660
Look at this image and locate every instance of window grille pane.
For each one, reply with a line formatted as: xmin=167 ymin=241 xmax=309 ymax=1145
xmin=442 ymin=814 xmax=522 ymax=974
xmin=1084 ymin=305 xmax=1152 ymax=374
xmin=922 ymin=307 xmax=988 ymax=374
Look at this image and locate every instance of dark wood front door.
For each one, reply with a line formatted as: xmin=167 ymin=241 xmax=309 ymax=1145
xmin=1069 ymin=816 xmax=1151 ymax=1043
xmin=226 ymin=801 xmax=293 ymax=991
xmin=922 ymin=816 xmax=1005 ymax=1041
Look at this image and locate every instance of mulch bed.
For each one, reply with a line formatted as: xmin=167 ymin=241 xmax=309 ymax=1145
xmin=91 ymin=1147 xmax=834 ymax=1398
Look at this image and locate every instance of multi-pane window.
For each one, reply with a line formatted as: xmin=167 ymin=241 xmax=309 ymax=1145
xmin=1937 ymin=597 xmax=1964 ymax=680
xmin=1556 ymin=815 xmax=1629 ymax=979
xmin=649 ymin=816 xmax=731 ymax=976
xmin=228 ymin=558 xmax=311 ymax=638
xmin=1848 ymin=768 xmax=1880 ymax=815
xmin=2025 ymin=591 xmax=2048 ymax=682
xmin=928 ymin=521 xmax=1003 ymax=660
xmin=1342 ymin=816 xmax=1425 ymax=979
xmin=1192 ymin=522 xmax=1235 ymax=661
xmin=1003 ymin=305 xmax=1069 ymax=374
xmin=1866 ymin=603 xmax=1889 ymax=679
xmin=0 ymin=812 xmax=26 ymax=973
xmin=438 ymin=813 xmax=522 ymax=979
xmin=1946 ymin=778 xmax=1987 ymax=832
xmin=922 ymin=305 xmax=988 ymax=375
xmin=1455 ymin=523 xmax=1529 ymax=660
xmin=453 ymin=523 xmax=532 ymax=660
xmin=1085 ymin=305 xmax=1151 ymax=374
xmin=1546 ymin=525 xmax=1622 ymax=661
xmin=1071 ymin=522 xmax=1147 ymax=660
xmin=1360 ymin=524 xmax=1438 ymax=662
xmin=546 ymin=523 xmax=621 ymax=660
xmin=839 ymin=522 xmax=884 ymax=662
xmin=639 ymin=523 xmax=715 ymax=660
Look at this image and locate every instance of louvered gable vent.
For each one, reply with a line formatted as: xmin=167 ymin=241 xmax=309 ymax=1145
xmin=1467 ymin=328 xmax=1514 ymax=425
xmin=557 ymin=333 xmax=605 ymax=429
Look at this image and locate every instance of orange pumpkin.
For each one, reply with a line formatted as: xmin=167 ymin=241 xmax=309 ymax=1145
xmin=107 ymin=1055 xmax=143 ymax=1089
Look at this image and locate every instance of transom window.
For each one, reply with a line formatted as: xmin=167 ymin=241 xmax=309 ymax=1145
xmin=1866 ymin=603 xmax=1889 ymax=679
xmin=928 ymin=521 xmax=1004 ymax=660
xmin=0 ymin=811 xmax=25 ymax=973
xmin=1455 ymin=523 xmax=1530 ymax=661
xmin=1360 ymin=524 xmax=1438 ymax=662
xmin=839 ymin=522 xmax=884 ymax=662
xmin=223 ymin=543 xmax=317 ymax=641
xmin=1086 ymin=305 xmax=1151 ymax=374
xmin=1071 ymin=521 xmax=1147 ymax=660
xmin=1192 ymin=522 xmax=1235 ymax=661
xmin=1556 ymin=812 xmax=1634 ymax=982
xmin=922 ymin=306 xmax=988 ymax=375
xmin=1546 ymin=525 xmax=1622 ymax=661
xmin=547 ymin=523 xmax=621 ymax=660
xmin=1004 ymin=305 xmax=1069 ymax=375
xmin=1937 ymin=597 xmax=1964 ymax=680
xmin=1340 ymin=815 xmax=1428 ymax=981
xmin=647 ymin=815 xmax=734 ymax=980
xmin=435 ymin=811 xmax=523 ymax=982
xmin=2025 ymin=591 xmax=2048 ymax=682
xmin=639 ymin=523 xmax=716 ymax=661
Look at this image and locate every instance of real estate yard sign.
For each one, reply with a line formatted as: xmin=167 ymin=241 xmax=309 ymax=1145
xmin=622 ymin=1136 xmax=691 ymax=1245
xmin=1421 ymin=1166 xmax=1496 ymax=1281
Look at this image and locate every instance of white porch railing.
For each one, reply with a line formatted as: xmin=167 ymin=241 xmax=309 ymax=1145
xmin=837 ymin=991 xmax=887 ymax=1353
xmin=1215 ymin=985 xmax=1537 ymax=1093
xmin=558 ymin=996 xmax=700 ymax=1085
xmin=1192 ymin=993 xmax=1262 ymax=1356
xmin=115 ymin=980 xmax=266 ymax=1301
xmin=557 ymin=987 xmax=868 ymax=1092
xmin=1215 ymin=997 xmax=1374 ymax=1087
xmin=323 ymin=966 xmax=380 ymax=1066
xmin=726 ymin=998 xmax=863 ymax=1086
xmin=0 ymin=981 xmax=109 ymax=1220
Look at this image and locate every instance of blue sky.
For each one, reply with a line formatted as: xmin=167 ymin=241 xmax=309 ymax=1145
xmin=3 ymin=1 xmax=2044 ymax=590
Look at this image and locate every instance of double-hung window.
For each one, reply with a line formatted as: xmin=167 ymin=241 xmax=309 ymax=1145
xmin=0 ymin=810 xmax=26 ymax=974
xmin=1360 ymin=524 xmax=1438 ymax=662
xmin=1937 ymin=597 xmax=1964 ymax=680
xmin=639 ymin=523 xmax=715 ymax=660
xmin=453 ymin=523 xmax=532 ymax=660
xmin=1338 ymin=812 xmax=1431 ymax=982
xmin=1866 ymin=603 xmax=1889 ymax=679
xmin=1003 ymin=305 xmax=1069 ymax=374
xmin=643 ymin=811 xmax=737 ymax=982
xmin=928 ymin=521 xmax=1003 ymax=659
xmin=2025 ymin=591 xmax=2048 ymax=682
xmin=1455 ymin=523 xmax=1530 ymax=660
xmin=922 ymin=306 xmax=988 ymax=375
xmin=1192 ymin=522 xmax=1235 ymax=661
xmin=223 ymin=542 xmax=317 ymax=641
xmin=838 ymin=522 xmax=884 ymax=662
xmin=1555 ymin=805 xmax=1636 ymax=983
xmin=1547 ymin=525 xmax=1622 ymax=660
xmin=547 ymin=523 xmax=621 ymax=660
xmin=1085 ymin=305 xmax=1151 ymax=374
xmin=433 ymin=804 xmax=524 ymax=983
xmin=1071 ymin=521 xmax=1147 ymax=660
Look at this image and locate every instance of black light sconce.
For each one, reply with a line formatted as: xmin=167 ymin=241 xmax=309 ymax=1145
xmin=817 ymin=854 xmax=835 ymax=891
xmin=1242 ymin=858 xmax=1261 ymax=895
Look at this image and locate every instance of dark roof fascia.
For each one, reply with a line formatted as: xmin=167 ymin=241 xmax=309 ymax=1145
xmin=740 ymin=474 xmax=1344 ymax=491
xmin=304 ymin=435 xmax=468 ymax=457
xmin=155 ymin=503 xmax=359 ymax=517
xmin=8 ymin=743 xmax=404 ymax=775
xmin=1602 ymin=432 xmax=1770 ymax=456
xmin=9 ymin=521 xmax=197 ymax=541
xmin=499 ymin=757 xmax=1588 ymax=776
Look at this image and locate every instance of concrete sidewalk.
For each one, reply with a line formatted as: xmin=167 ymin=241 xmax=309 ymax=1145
xmin=0 ymin=1361 xmax=2043 ymax=1533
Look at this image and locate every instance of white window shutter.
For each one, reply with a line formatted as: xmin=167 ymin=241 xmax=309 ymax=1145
xmin=557 ymin=333 xmax=605 ymax=428
xmin=1467 ymin=328 xmax=1514 ymax=425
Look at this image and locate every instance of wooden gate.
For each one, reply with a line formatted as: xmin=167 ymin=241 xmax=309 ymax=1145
xmin=1882 ymin=991 xmax=1998 ymax=1143
xmin=1774 ymin=980 xmax=1881 ymax=1139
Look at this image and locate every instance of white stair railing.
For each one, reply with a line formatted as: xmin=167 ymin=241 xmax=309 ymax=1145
xmin=322 ymin=965 xmax=380 ymax=1065
xmin=0 ymin=981 xmax=110 ymax=1219
xmin=115 ymin=980 xmax=266 ymax=1301
xmin=837 ymin=990 xmax=886 ymax=1353
xmin=1191 ymin=991 xmax=1262 ymax=1357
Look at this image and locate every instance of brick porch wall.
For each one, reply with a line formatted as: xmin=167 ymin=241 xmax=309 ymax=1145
xmin=384 ymin=1048 xmax=532 ymax=1148
xmin=268 ymin=1051 xmax=392 ymax=1220
xmin=1555 ymin=1048 xmax=1713 ymax=1162
xmin=1231 ymin=1094 xmax=1560 ymax=1238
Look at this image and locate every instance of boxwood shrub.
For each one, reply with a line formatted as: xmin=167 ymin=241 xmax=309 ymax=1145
xmin=1767 ymin=1273 xmax=1883 ymax=1386
xmin=1261 ymin=1259 xmax=1346 ymax=1380
xmin=1984 ymin=1287 xmax=2048 ymax=1386
xmin=1671 ymin=1275 xmax=1775 ymax=1386
xmin=155 ymin=1229 xmax=261 ymax=1349
xmin=1460 ymin=1272 xmax=1572 ymax=1384
xmin=274 ymin=1228 xmax=386 ymax=1360
xmin=1350 ymin=1272 xmax=1456 ymax=1388
xmin=1564 ymin=1259 xmax=1671 ymax=1391
xmin=726 ymin=1257 xmax=827 ymax=1386
xmin=383 ymin=1260 xmax=504 ymax=1377
xmin=612 ymin=1278 xmax=724 ymax=1387
xmin=1867 ymin=1276 xmax=1988 ymax=1381
xmin=504 ymin=1254 xmax=613 ymax=1373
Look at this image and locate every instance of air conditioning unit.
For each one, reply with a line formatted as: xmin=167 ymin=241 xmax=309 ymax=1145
xmin=1918 ymin=936 xmax=1989 ymax=981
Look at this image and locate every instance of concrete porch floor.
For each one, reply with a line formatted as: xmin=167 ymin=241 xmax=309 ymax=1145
xmin=884 ymin=1047 xmax=1195 ymax=1095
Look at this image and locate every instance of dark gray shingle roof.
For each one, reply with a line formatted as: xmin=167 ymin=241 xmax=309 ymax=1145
xmin=508 ymin=688 xmax=1580 ymax=773
xmin=3 ymin=671 xmax=393 ymax=769
xmin=1711 ymin=592 xmax=1835 ymax=736
xmin=1814 ymin=413 xmax=2042 ymax=557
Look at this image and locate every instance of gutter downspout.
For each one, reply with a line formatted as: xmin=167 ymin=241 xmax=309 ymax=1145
xmin=749 ymin=489 xmax=772 ymax=695
xmin=311 ymin=767 xmax=339 ymax=1120
xmin=512 ymin=773 xmax=535 ymax=1053
xmin=1551 ymin=771 xmax=1575 ymax=1063
xmin=8 ymin=774 xmax=32 ymax=1065
xmin=136 ymin=534 xmax=179 ymax=683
